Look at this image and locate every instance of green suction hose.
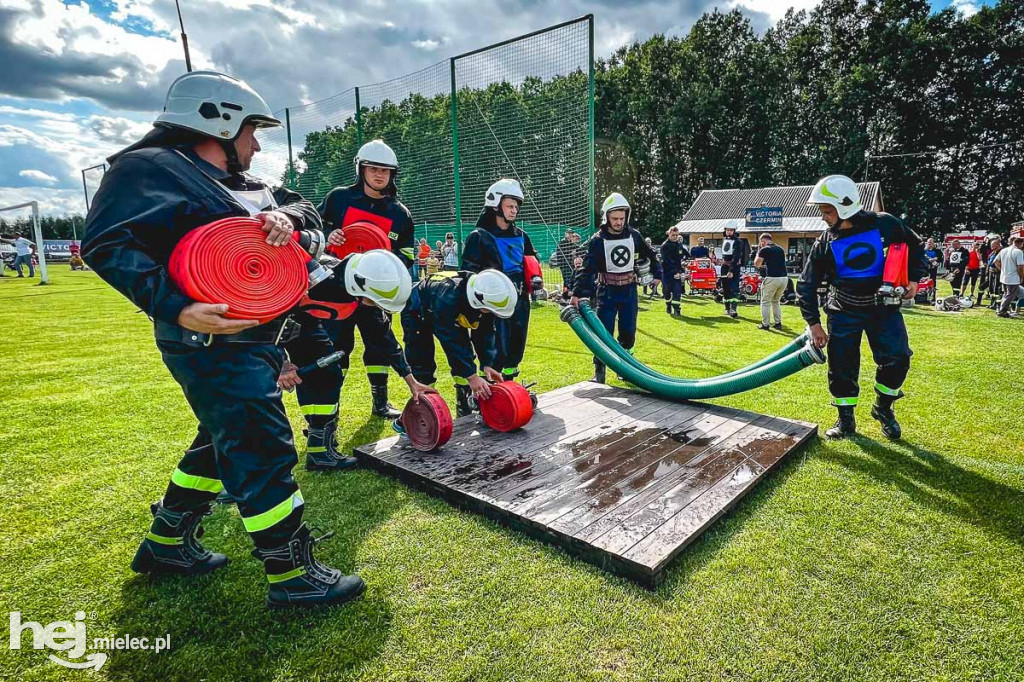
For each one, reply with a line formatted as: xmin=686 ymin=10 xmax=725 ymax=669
xmin=578 ymin=301 xmax=809 ymax=383
xmin=560 ymin=305 xmax=824 ymax=400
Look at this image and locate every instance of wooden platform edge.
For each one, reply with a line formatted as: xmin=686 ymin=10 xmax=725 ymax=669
xmin=353 ymin=415 xmax=818 ymax=590
xmin=646 ymin=420 xmax=818 ymax=586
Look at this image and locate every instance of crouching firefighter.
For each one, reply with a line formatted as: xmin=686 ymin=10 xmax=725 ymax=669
xmin=571 ymin=192 xmax=660 ymax=384
xmin=321 ymin=139 xmax=416 ymax=420
xmin=462 ymin=179 xmax=537 ymax=382
xmin=82 ymin=71 xmax=363 ymax=608
xmin=720 ymin=220 xmax=750 ymax=318
xmin=797 ymin=174 xmax=927 ymax=440
xmin=280 ymin=250 xmax=436 ymax=470
xmin=401 ymin=269 xmax=517 ymax=417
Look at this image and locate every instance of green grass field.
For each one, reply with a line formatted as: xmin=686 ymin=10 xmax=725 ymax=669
xmin=2 ymin=265 xmax=1022 ymax=681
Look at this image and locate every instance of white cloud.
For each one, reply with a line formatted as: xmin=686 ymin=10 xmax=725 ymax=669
xmin=951 ymin=0 xmax=980 ymax=16
xmin=0 ymin=106 xmax=76 ymax=121
xmin=0 ymin=187 xmax=85 ymax=216
xmin=731 ymin=0 xmax=823 ymax=21
xmin=412 ymin=39 xmax=442 ymax=51
xmin=19 ymin=170 xmax=58 ymax=183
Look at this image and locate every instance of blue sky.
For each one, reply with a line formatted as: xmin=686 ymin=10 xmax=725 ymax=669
xmin=0 ymin=0 xmax=998 ymax=215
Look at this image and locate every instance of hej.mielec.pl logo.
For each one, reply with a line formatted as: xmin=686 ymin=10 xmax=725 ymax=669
xmin=9 ymin=611 xmax=171 ymax=671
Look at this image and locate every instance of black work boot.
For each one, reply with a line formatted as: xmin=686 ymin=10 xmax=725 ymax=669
xmin=673 ymin=304 xmax=681 ymax=315
xmin=591 ymin=364 xmax=607 ymax=384
xmin=666 ymin=301 xmax=673 ymax=314
xmin=306 ymin=419 xmax=357 ymax=471
xmin=253 ymin=524 xmax=365 ymax=609
xmin=871 ymin=395 xmax=903 ymax=440
xmin=455 ymin=384 xmax=475 ymax=418
xmin=370 ymin=382 xmax=401 ymax=419
xmin=131 ymin=500 xmax=228 ymax=577
xmin=825 ymin=406 xmax=857 ymax=440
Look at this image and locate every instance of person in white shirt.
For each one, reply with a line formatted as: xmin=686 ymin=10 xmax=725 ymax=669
xmin=441 ymin=232 xmax=459 ymax=268
xmin=0 ymin=232 xmax=35 ymax=277
xmin=994 ymin=236 xmax=1024 ymax=318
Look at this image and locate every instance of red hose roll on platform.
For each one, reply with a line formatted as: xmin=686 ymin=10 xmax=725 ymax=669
xmin=478 ymin=382 xmax=534 ymax=432
xmin=169 ymin=217 xmax=310 ymax=324
xmin=401 ymin=393 xmax=453 ymax=451
xmin=326 ymin=221 xmax=391 ymax=258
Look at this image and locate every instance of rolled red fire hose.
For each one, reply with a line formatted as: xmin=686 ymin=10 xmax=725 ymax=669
xmin=478 ymin=382 xmax=534 ymax=432
xmin=169 ymin=217 xmax=310 ymax=324
xmin=326 ymin=221 xmax=391 ymax=258
xmin=401 ymin=393 xmax=453 ymax=451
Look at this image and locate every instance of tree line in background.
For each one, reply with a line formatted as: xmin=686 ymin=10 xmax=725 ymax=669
xmin=597 ymin=0 xmax=1021 ymax=237
xmin=38 ymin=0 xmax=1022 ymax=240
xmin=0 ymin=215 xmax=84 ymax=241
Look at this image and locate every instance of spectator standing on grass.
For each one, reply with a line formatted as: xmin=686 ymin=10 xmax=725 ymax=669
xmin=923 ymin=237 xmax=941 ymax=284
xmin=556 ymin=229 xmax=581 ymax=299
xmin=441 ymin=232 xmax=459 ymax=268
xmin=963 ymin=240 xmax=983 ymax=300
xmin=995 ymin=236 xmax=1024 ymax=318
xmin=416 ymin=237 xmax=430 ymax=280
xmin=979 ymin=236 xmax=1003 ymax=308
xmin=0 ymin=232 xmax=35 ymax=277
xmin=754 ymin=233 xmax=788 ymax=330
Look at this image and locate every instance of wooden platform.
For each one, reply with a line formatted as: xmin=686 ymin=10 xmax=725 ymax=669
xmin=354 ymin=382 xmax=817 ymax=587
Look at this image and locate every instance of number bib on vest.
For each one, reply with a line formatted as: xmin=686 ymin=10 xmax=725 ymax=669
xmin=831 ymin=228 xmax=885 ymax=279
xmin=604 ymin=237 xmax=635 ymax=274
xmin=495 ymin=235 xmax=525 ymax=274
xmin=722 ymin=238 xmax=737 ymax=258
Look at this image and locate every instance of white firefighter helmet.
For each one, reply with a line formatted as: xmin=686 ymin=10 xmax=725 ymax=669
xmin=724 ymin=218 xmax=743 ymax=234
xmin=466 ymin=269 xmax=518 ymax=318
xmin=601 ymin=192 xmax=631 ymax=225
xmin=483 ymin=179 xmax=524 ymax=209
xmin=354 ymin=139 xmax=398 ymax=176
xmin=343 ymin=249 xmax=412 ymax=314
xmin=155 ymin=71 xmax=280 ymax=140
xmin=807 ymin=175 xmax=862 ymax=220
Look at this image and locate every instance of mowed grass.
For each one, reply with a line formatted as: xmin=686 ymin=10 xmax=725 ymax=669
xmin=1 ymin=265 xmax=1022 ymax=682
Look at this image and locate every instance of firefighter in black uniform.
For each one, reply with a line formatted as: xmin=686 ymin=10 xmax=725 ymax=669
xmin=401 ymin=269 xmax=517 ymax=416
xmin=461 ymin=178 xmax=537 ymax=381
xmin=660 ymin=225 xmax=689 ymax=315
xmin=797 ymin=174 xmax=927 ymax=440
xmin=720 ymin=220 xmax=750 ymax=318
xmin=83 ymin=71 xmax=364 ymax=608
xmin=278 ymin=250 xmax=436 ymax=470
xmin=276 ymin=316 xmax=349 ymax=470
xmin=316 ymin=139 xmax=416 ymax=421
xmin=571 ymin=192 xmax=660 ymax=384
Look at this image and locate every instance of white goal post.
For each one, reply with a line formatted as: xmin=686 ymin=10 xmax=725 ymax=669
xmin=0 ymin=201 xmax=49 ymax=284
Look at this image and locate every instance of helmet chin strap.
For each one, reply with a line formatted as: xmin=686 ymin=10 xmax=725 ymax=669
xmin=220 ymin=139 xmax=245 ymax=175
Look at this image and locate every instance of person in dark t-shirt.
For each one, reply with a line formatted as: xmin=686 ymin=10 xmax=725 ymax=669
xmin=754 ymin=233 xmax=788 ymax=329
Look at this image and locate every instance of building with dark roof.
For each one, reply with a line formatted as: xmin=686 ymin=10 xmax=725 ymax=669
xmin=671 ymin=182 xmax=884 ymax=270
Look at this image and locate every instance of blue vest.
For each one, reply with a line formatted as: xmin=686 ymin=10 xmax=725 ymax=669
xmin=832 ymin=229 xmax=884 ymax=279
xmin=495 ymin=235 xmax=525 ymax=275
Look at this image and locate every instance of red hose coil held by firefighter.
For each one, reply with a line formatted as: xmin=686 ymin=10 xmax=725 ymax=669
xmin=168 ymin=217 xmax=311 ymax=324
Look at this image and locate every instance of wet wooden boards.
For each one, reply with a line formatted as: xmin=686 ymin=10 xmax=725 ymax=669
xmin=354 ymin=382 xmax=817 ymax=588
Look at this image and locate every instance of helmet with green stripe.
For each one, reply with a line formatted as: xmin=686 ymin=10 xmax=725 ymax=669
xmin=600 ymin=192 xmax=631 ymax=226
xmin=466 ymin=269 xmax=517 ymax=318
xmin=343 ymin=249 xmax=412 ymax=313
xmin=808 ymin=175 xmax=862 ymax=220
